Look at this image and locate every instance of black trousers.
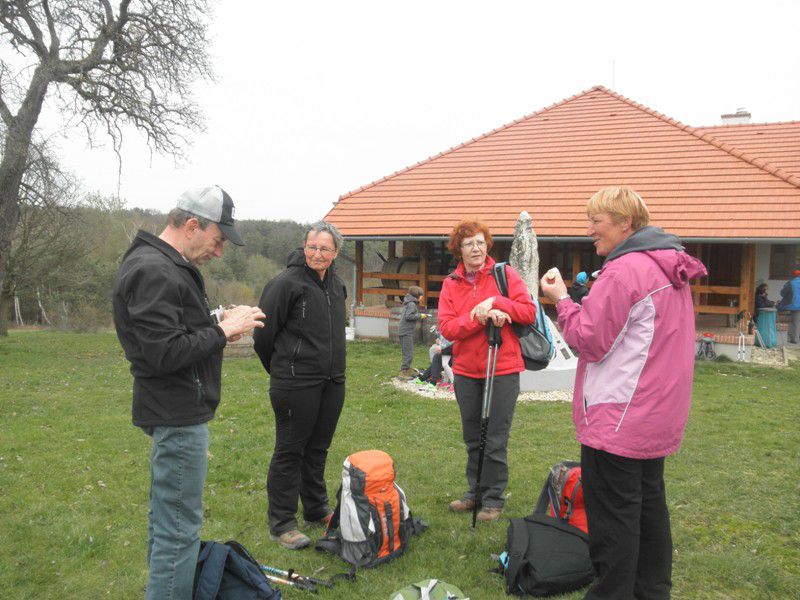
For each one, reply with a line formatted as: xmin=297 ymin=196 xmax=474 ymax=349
xmin=267 ymin=380 xmax=345 ymax=535
xmin=581 ymin=445 xmax=673 ymax=600
xmin=421 ymin=352 xmax=443 ymax=382
xmin=453 ymin=373 xmax=519 ymax=508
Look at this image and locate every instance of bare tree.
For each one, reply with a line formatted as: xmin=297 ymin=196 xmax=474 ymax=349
xmin=0 ymin=0 xmax=213 ymax=334
xmin=0 ymin=134 xmax=86 ymax=334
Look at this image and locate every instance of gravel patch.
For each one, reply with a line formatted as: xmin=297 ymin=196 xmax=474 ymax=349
xmin=750 ymin=346 xmax=789 ymax=368
xmin=389 ymin=378 xmax=572 ymax=402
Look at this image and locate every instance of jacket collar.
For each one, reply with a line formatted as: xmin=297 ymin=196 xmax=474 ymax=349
xmin=126 ymin=230 xmax=202 ymax=276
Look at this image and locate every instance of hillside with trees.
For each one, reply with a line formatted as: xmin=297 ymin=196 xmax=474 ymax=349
xmin=1 ymin=198 xmax=378 ymax=334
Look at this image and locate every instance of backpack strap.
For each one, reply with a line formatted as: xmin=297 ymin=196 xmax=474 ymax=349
xmin=563 ymin=477 xmax=582 ymax=522
xmin=492 ymin=262 xmax=510 ymax=297
xmin=193 ymin=541 xmax=230 ymax=600
xmin=503 ymin=518 xmax=530 ymax=595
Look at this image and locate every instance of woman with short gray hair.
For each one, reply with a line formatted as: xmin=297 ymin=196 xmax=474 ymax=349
xmin=253 ymin=220 xmax=347 ymax=550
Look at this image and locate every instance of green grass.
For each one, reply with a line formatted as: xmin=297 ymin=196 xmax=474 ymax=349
xmin=1 ymin=331 xmax=798 ymax=599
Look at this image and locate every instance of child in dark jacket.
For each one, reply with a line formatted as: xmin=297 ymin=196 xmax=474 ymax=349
xmin=398 ymin=286 xmax=425 ymax=379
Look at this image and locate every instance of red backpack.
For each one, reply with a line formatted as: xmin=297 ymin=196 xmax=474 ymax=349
xmin=316 ymin=450 xmax=426 ymax=568
xmin=534 ymin=461 xmax=588 ymax=534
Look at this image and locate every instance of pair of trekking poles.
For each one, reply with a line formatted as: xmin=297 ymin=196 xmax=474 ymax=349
xmin=260 ymin=563 xmax=354 ymax=593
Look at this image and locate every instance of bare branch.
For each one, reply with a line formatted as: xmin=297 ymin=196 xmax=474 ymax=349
xmin=0 ymin=91 xmax=12 ymax=125
xmin=15 ymin=2 xmax=46 ymax=54
xmin=40 ymin=0 xmax=59 ymax=55
xmin=0 ymin=2 xmax=46 ymax=57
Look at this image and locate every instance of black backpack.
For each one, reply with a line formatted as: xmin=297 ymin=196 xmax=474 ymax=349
xmin=497 ymin=468 xmax=594 ymax=597
xmin=492 ymin=262 xmax=553 ymax=371
xmin=193 ymin=540 xmax=281 ymax=600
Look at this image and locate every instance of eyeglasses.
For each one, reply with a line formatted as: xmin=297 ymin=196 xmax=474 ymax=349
xmin=461 ymin=239 xmax=487 ymax=250
xmin=305 ymin=245 xmax=335 ymax=255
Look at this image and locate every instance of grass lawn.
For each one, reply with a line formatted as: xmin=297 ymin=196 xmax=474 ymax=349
xmin=1 ymin=330 xmax=799 ymax=599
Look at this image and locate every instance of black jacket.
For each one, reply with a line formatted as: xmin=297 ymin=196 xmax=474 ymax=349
xmin=253 ymin=249 xmax=347 ymax=388
xmin=113 ymin=230 xmax=227 ymax=427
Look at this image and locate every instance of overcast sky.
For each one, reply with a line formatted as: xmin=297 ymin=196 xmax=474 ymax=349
xmin=33 ymin=0 xmax=800 ymax=222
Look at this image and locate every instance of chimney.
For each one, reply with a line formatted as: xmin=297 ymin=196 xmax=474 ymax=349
xmin=721 ymin=107 xmax=751 ymax=125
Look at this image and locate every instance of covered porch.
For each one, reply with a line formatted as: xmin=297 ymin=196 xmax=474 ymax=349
xmin=350 ymin=238 xmax=760 ymax=339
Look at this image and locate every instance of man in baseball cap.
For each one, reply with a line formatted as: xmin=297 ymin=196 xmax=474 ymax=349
xmin=176 ymin=184 xmax=245 ymax=246
xmin=113 ymin=184 xmax=264 ymax=599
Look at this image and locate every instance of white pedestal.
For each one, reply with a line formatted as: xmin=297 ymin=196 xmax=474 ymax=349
xmin=520 ymin=317 xmax=578 ymax=392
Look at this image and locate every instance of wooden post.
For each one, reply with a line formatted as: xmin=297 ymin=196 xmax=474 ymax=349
xmin=687 ymin=243 xmax=701 ymax=314
xmin=571 ymin=247 xmax=581 ymax=282
xmin=739 ymin=243 xmax=756 ymax=317
xmin=355 ymin=240 xmax=364 ymax=307
xmin=388 ymin=241 xmax=396 ymax=259
xmin=420 ymin=242 xmax=429 ymax=308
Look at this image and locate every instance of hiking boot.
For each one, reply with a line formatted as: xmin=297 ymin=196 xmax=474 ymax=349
xmin=270 ymin=529 xmax=311 ymax=550
xmin=448 ymin=498 xmax=476 ymax=512
xmin=476 ymin=507 xmax=503 ymax=523
xmin=397 ymin=369 xmax=414 ymax=380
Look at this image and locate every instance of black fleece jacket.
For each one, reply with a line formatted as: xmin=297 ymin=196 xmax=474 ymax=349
xmin=253 ymin=249 xmax=347 ymax=388
xmin=113 ymin=230 xmax=227 ymax=427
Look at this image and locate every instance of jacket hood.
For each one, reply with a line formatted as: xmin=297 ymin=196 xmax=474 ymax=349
xmin=286 ymin=248 xmax=307 ymax=267
xmin=604 ymin=226 xmax=682 ymax=263
xmin=403 ymin=293 xmax=420 ymax=304
xmin=605 ymin=227 xmax=706 ymax=288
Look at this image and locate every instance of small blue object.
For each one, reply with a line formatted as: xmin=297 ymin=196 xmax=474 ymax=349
xmin=576 ymin=271 xmax=588 ymax=285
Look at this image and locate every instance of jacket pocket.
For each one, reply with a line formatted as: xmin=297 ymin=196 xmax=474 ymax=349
xmin=191 ymin=364 xmax=204 ymax=404
xmin=289 ymin=337 xmax=303 ymax=377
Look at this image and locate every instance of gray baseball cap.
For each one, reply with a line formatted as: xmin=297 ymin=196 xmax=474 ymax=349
xmin=176 ymin=185 xmax=245 ymax=246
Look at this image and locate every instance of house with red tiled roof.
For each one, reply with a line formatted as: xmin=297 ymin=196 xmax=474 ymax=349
xmin=324 ymin=86 xmax=800 ymax=340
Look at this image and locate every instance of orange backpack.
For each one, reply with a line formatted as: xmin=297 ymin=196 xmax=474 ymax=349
xmin=316 ymin=450 xmax=426 ymax=568
xmin=534 ymin=461 xmax=588 ymax=534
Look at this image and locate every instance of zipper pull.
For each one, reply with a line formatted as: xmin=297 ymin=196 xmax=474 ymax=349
xmin=325 ymin=291 xmax=331 ymax=306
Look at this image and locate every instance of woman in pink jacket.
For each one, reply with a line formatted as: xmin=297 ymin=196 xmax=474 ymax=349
xmin=540 ymin=187 xmax=706 ymax=600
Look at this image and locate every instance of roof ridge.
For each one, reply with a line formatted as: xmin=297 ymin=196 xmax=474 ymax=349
xmin=696 ymin=120 xmax=800 ymax=128
xmin=335 ymin=85 xmax=608 ymax=202
xmin=593 ymin=86 xmax=800 ymax=189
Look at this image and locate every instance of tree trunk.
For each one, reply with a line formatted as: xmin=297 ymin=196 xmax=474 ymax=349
xmin=0 ymin=291 xmax=9 ymax=336
xmin=0 ymin=66 xmax=51 ymax=335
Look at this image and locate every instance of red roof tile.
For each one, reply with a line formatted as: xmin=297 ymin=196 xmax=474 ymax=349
xmin=695 ymin=121 xmax=800 ymax=179
xmin=324 ymin=86 xmax=800 ymax=239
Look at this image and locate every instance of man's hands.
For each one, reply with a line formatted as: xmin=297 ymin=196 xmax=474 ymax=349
xmin=217 ymin=305 xmax=266 ymax=342
xmin=539 ymin=268 xmax=568 ymax=304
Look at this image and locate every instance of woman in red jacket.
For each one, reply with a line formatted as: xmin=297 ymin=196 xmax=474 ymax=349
xmin=438 ymin=220 xmax=537 ymax=522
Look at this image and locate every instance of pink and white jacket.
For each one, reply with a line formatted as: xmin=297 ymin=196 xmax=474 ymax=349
xmin=556 ymin=227 xmax=707 ymax=459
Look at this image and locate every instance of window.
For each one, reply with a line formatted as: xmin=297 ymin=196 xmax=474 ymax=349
xmin=769 ymin=244 xmax=800 ymax=279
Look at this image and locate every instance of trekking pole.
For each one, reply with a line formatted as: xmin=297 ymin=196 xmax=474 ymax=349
xmin=260 ymin=564 xmax=335 ymax=589
xmin=472 ymin=322 xmax=503 ymax=528
xmin=263 ymin=572 xmax=318 ymax=593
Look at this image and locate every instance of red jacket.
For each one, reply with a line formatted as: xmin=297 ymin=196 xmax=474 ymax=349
xmin=438 ymin=257 xmax=537 ymax=378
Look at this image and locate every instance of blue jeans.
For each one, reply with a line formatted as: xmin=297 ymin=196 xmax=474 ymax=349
xmin=144 ymin=423 xmax=209 ymax=600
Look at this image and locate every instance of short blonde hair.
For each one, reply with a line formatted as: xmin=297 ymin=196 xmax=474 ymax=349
xmin=587 ymin=186 xmax=650 ymax=230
